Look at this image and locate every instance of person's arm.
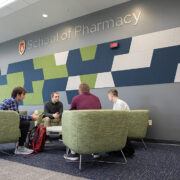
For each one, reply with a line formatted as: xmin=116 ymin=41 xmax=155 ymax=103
xmin=44 ymin=103 xmax=54 ymax=119
xmin=98 ymin=99 xmax=102 ymax=109
xmin=99 ymin=103 xmax=102 ymax=109
xmin=8 ymin=100 xmax=33 ymax=121
xmin=19 ymin=114 xmax=33 ymax=121
xmin=70 ymin=97 xmax=77 ymax=110
xmin=95 ymin=96 xmax=101 ymax=109
xmin=58 ymin=102 xmax=63 ymax=118
xmin=0 ymin=102 xmax=7 ymax=110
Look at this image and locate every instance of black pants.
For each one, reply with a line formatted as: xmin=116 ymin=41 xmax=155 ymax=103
xmin=122 ymin=138 xmax=135 ymax=157
xmin=19 ymin=120 xmax=30 ymax=146
xmin=109 ymin=138 xmax=135 ymax=157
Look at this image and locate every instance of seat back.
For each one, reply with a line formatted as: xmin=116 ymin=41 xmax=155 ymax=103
xmin=0 ymin=111 xmax=20 ymax=144
xmin=62 ymin=110 xmax=128 ymax=154
xmin=128 ymin=110 xmax=149 ymax=139
xmin=19 ymin=110 xmax=27 ymax=115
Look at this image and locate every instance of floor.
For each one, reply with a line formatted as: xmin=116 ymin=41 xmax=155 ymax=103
xmin=0 ymin=140 xmax=180 ymax=180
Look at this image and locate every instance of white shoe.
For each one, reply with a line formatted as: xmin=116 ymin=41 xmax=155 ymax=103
xmin=64 ymin=153 xmax=79 ymax=161
xmin=92 ymin=154 xmax=100 ymax=159
xmin=14 ymin=146 xmax=33 ymax=155
xmin=45 ymin=139 xmax=51 ymax=144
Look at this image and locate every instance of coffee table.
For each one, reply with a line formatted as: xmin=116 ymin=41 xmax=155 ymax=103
xmin=46 ymin=126 xmax=62 ymax=133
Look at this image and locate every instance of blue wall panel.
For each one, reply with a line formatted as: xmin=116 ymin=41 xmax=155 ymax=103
xmin=112 ymin=45 xmax=180 ymax=87
xmin=66 ymin=90 xmax=79 ymax=104
xmin=7 ymin=59 xmax=44 ymax=93
xmin=0 ymin=75 xmax=7 ymax=85
xmin=66 ymin=38 xmax=132 ymax=76
xmin=43 ymin=77 xmax=68 ymax=102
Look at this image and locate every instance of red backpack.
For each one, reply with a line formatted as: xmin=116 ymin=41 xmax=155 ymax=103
xmin=25 ymin=124 xmax=46 ymax=156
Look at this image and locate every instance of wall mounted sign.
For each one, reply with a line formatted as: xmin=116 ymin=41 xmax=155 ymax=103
xmin=26 ymin=10 xmax=141 ymax=50
xmin=18 ymin=40 xmax=26 ymax=55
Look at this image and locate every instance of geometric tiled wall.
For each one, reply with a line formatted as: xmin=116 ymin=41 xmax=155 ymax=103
xmin=0 ymin=27 xmax=180 ymax=105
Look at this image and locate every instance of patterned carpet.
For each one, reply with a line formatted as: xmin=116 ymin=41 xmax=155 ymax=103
xmin=0 ymin=140 xmax=180 ymax=180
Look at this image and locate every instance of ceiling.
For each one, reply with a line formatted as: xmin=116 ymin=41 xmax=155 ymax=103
xmin=0 ymin=0 xmax=130 ymax=44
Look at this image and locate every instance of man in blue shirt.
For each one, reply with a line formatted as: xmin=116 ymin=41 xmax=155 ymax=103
xmin=0 ymin=86 xmax=39 ymax=155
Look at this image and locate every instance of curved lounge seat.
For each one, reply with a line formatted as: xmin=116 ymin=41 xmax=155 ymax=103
xmin=128 ymin=110 xmax=150 ymax=148
xmin=62 ymin=110 xmax=129 ymax=169
xmin=0 ymin=111 xmax=20 ymax=155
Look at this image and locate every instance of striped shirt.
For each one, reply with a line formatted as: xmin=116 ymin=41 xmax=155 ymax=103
xmin=0 ymin=97 xmax=32 ymax=121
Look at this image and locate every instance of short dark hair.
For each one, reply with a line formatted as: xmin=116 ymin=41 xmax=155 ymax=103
xmin=108 ymin=89 xmax=118 ymax=97
xmin=79 ymin=83 xmax=90 ymax=93
xmin=11 ymin=87 xmax=26 ymax=98
xmin=51 ymin=92 xmax=59 ymax=98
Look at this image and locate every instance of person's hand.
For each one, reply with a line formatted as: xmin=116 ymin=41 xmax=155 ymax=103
xmin=32 ymin=113 xmax=39 ymax=121
xmin=53 ymin=113 xmax=60 ymax=119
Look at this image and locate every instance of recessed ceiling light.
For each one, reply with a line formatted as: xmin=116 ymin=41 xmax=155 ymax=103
xmin=42 ymin=14 xmax=48 ymax=18
xmin=0 ymin=0 xmax=16 ymax=8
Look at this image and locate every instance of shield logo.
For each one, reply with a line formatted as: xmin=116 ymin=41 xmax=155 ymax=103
xmin=18 ymin=40 xmax=26 ymax=55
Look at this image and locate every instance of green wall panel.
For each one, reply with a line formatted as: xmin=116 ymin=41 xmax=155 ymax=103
xmin=23 ymin=80 xmax=44 ymax=105
xmin=0 ymin=72 xmax=24 ymax=102
xmin=33 ymin=55 xmax=68 ymax=80
xmin=80 ymin=45 xmax=97 ymax=61
xmin=43 ymin=65 xmax=68 ymax=80
xmin=80 ymin=74 xmax=97 ymax=88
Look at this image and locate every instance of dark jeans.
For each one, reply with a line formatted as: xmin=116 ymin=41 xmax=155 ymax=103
xmin=19 ymin=120 xmax=30 ymax=146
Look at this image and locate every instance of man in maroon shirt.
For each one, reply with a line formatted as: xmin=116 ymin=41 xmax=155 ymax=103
xmin=70 ymin=83 xmax=101 ymax=110
xmin=64 ymin=83 xmax=101 ymax=160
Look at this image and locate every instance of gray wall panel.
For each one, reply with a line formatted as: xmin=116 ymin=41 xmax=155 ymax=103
xmin=91 ymin=83 xmax=180 ymax=141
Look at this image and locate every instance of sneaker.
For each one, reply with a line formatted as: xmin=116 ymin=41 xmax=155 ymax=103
xmin=14 ymin=146 xmax=33 ymax=155
xmin=58 ymin=135 xmax=62 ymax=142
xmin=92 ymin=153 xmax=100 ymax=159
xmin=46 ymin=139 xmax=51 ymax=144
xmin=64 ymin=153 xmax=79 ymax=161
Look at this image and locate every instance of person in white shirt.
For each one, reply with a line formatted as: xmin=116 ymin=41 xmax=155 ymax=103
xmin=108 ymin=89 xmax=130 ymax=110
xmin=107 ymin=89 xmax=134 ymax=157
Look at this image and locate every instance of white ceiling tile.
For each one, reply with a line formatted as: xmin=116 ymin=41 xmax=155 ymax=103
xmin=8 ymin=0 xmax=28 ymax=11
xmin=23 ymin=0 xmax=40 ymax=4
xmin=0 ymin=7 xmax=12 ymax=17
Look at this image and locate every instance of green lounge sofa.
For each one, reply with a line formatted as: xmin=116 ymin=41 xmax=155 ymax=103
xmin=0 ymin=111 xmax=20 ymax=153
xmin=128 ymin=110 xmax=150 ymax=148
xmin=62 ymin=110 xmax=129 ymax=170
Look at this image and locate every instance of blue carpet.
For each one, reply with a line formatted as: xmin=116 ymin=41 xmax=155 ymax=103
xmin=0 ymin=141 xmax=180 ymax=180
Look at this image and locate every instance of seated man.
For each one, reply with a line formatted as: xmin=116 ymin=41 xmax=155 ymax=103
xmin=108 ymin=89 xmax=130 ymax=110
xmin=43 ymin=92 xmax=63 ymax=141
xmin=0 ymin=86 xmax=39 ymax=155
xmin=108 ymin=89 xmax=134 ymax=157
xmin=64 ymin=83 xmax=101 ymax=160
